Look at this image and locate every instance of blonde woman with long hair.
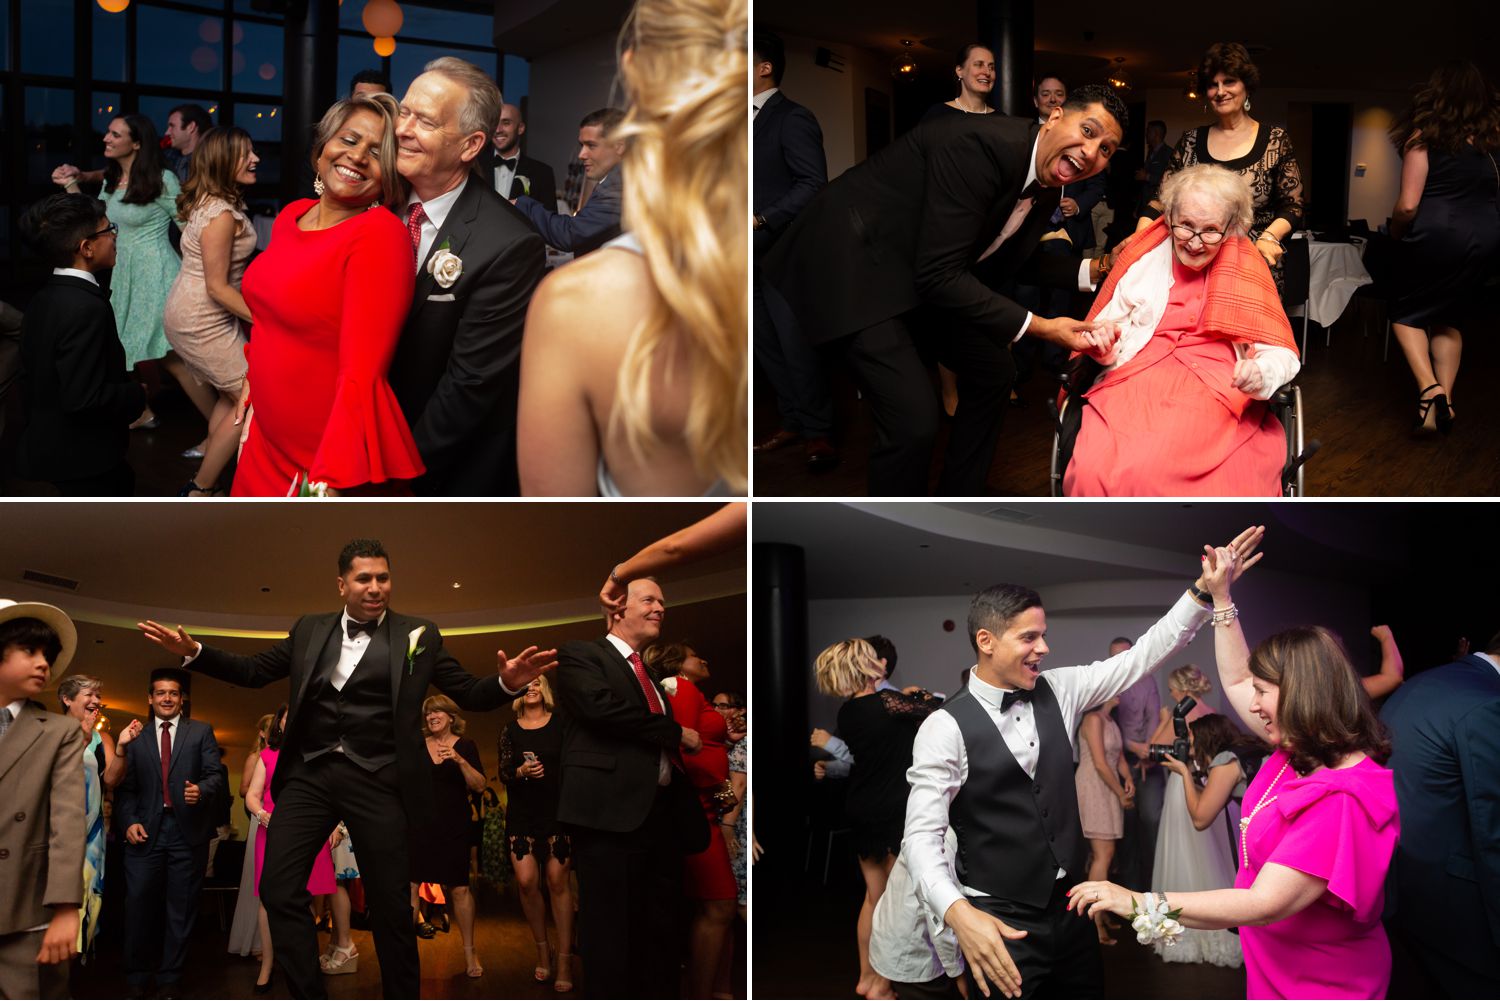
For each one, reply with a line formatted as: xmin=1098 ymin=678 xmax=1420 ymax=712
xmin=517 ymin=0 xmax=747 ymax=496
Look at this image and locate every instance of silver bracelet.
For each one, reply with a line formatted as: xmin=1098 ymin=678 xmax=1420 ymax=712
xmin=1256 ymin=232 xmax=1284 ymax=248
xmin=1211 ymin=604 xmax=1239 ymax=627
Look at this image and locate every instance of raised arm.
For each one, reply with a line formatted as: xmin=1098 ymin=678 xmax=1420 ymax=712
xmin=1360 ymin=625 xmax=1404 ymax=701
xmin=140 ymin=619 xmax=295 ymax=690
xmin=1203 ymin=545 xmax=1258 ymax=736
xmin=600 ymin=503 xmax=746 ymax=611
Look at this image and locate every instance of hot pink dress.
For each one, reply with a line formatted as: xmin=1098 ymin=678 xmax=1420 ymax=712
xmin=254 ymin=749 xmax=337 ymax=896
xmin=1236 ymin=748 xmax=1399 ymax=999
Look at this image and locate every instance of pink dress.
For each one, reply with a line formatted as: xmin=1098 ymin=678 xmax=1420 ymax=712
xmin=1065 ymin=257 xmax=1286 ymax=497
xmin=1236 ymin=748 xmax=1399 ymax=999
xmin=254 ymin=749 xmax=337 ymax=896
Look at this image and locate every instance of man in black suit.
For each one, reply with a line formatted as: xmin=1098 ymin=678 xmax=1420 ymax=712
xmin=15 ymin=194 xmax=146 ymax=496
xmin=387 ymin=56 xmax=546 ymax=497
xmin=553 ymin=578 xmax=708 ymax=997
xmin=512 ymin=108 xmax=625 ymax=256
xmin=482 ymin=102 xmax=558 ymax=208
xmin=138 ymin=539 xmax=557 ymax=998
xmin=116 ymin=668 xmax=223 ymax=998
xmin=751 ymin=29 xmax=837 ymax=472
xmin=1380 ymin=637 xmax=1500 ymax=996
xmin=765 ymin=86 xmax=1127 ymax=496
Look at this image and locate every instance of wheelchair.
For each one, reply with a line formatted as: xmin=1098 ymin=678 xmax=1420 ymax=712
xmin=1048 ymin=380 xmax=1318 ymax=497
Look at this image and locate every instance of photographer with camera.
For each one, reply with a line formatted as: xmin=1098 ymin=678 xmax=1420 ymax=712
xmin=1145 ymin=666 xmax=1243 ymax=968
xmin=1161 ymin=715 xmax=1268 ymax=835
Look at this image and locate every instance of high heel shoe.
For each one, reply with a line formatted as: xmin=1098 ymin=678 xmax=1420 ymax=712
xmin=534 ymin=941 xmax=552 ymax=982
xmin=1414 ymin=383 xmax=1449 ymax=433
xmin=252 ymin=972 xmax=274 ymax=994
xmin=464 ymin=946 xmax=484 ymax=979
xmin=320 ymin=942 xmax=359 ymax=975
xmin=554 ymin=952 xmax=574 ymax=993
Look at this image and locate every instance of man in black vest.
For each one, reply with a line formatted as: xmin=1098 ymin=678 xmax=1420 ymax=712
xmin=137 ymin=539 xmax=557 ymax=998
xmin=903 ymin=526 xmax=1260 ymax=997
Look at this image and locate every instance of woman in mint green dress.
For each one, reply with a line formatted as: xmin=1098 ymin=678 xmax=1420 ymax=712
xmin=56 ymin=114 xmax=181 ymax=423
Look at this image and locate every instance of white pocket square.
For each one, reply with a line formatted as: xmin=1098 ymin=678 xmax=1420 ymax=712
xmin=426 ymin=292 xmax=456 ymax=302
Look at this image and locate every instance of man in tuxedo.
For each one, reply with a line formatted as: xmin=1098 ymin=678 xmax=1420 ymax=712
xmin=765 ymin=85 xmax=1126 ymax=495
xmin=553 ymin=578 xmax=708 ymax=997
xmin=904 ymin=530 xmax=1255 ymax=998
xmin=1033 ymin=75 xmax=1067 ymax=125
xmin=751 ymin=29 xmax=837 ymax=472
xmin=482 ymin=103 xmax=558 ymax=207
xmin=116 ymin=668 xmax=223 ymax=998
xmin=16 ymin=193 xmax=146 ymax=496
xmin=512 ymin=108 xmax=624 ymax=255
xmin=1380 ymin=636 xmax=1500 ymax=995
xmin=138 ymin=538 xmax=557 ymax=998
xmin=387 ymin=56 xmax=546 ymax=497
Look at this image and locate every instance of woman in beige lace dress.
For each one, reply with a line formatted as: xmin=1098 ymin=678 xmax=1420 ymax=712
xmin=162 ymin=126 xmax=259 ymax=496
xmin=1074 ymin=698 xmax=1134 ymax=944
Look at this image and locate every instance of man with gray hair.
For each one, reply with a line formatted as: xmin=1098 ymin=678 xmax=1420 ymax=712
xmin=389 ymin=56 xmax=546 ymax=496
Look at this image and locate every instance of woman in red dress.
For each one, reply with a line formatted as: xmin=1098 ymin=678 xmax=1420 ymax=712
xmin=233 ymin=92 xmax=424 ymax=495
xmin=645 ymin=642 xmax=736 ymax=1001
xmin=1064 ymin=164 xmax=1301 ymax=496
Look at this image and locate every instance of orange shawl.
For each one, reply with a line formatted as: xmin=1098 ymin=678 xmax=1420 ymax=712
xmin=1087 ymin=219 xmax=1299 ymax=354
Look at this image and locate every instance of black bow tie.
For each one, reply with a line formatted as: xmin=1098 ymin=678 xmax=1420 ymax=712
xmin=499 ymin=157 xmax=519 ymax=170
xmin=1000 ymin=688 xmax=1033 ymax=711
xmin=347 ymin=617 xmax=378 ymax=640
xmin=1020 ymin=180 xmax=1043 ymax=202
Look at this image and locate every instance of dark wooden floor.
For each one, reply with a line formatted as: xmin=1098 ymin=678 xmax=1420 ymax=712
xmin=70 ymin=882 xmax=746 ymax=998
xmin=753 ymin=299 xmax=1500 ymax=497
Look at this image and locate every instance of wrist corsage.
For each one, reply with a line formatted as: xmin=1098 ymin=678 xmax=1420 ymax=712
xmin=1131 ymin=892 xmax=1185 ymax=946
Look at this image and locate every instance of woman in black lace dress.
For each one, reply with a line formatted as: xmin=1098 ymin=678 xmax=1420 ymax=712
xmin=498 ymin=676 xmax=574 ymax=992
xmin=1138 ymin=43 xmax=1304 ymax=293
xmin=1387 ymin=60 xmax=1500 ymax=432
xmin=815 ymin=637 xmax=942 ymax=999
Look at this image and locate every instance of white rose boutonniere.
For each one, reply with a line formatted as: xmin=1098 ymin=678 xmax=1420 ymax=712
xmin=406 ymin=626 xmax=427 ymax=676
xmin=660 ymin=677 xmax=678 ymax=697
xmin=426 ymin=239 xmax=463 ymax=289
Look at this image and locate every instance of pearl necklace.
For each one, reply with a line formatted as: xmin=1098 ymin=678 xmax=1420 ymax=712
xmin=1239 ymin=756 xmax=1291 ymax=869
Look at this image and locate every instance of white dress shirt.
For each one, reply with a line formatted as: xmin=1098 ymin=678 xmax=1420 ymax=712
xmin=605 ymin=633 xmax=672 ymax=785
xmin=332 ymin=610 xmax=386 ymax=690
xmin=405 ymin=176 xmax=468 ymax=271
xmin=904 ymin=590 xmax=1210 ymax=932
xmin=751 ymin=87 xmax=778 ymax=115
xmin=1478 ymin=652 xmax=1500 ymax=679
xmin=52 ymin=267 xmax=100 ymax=286
xmin=870 ymin=831 xmax=965 ymax=984
xmin=493 ymin=149 xmax=520 ymax=198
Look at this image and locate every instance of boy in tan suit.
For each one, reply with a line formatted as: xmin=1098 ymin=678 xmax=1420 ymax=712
xmin=0 ymin=598 xmax=85 ymax=1000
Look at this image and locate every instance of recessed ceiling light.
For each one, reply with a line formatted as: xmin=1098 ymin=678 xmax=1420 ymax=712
xmin=260 ymin=586 xmax=271 ymax=592
xmin=451 ymin=582 xmax=462 ymax=589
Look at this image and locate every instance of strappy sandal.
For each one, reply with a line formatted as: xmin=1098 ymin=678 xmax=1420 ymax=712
xmin=554 ymin=951 xmax=574 ymax=993
xmin=320 ymin=942 xmax=359 ymax=975
xmin=1415 ymin=383 xmax=1449 ymax=433
xmin=534 ymin=941 xmax=552 ymax=982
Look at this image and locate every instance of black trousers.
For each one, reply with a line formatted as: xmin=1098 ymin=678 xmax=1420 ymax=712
xmin=260 ymin=755 xmax=417 ymax=999
xmin=754 ymin=231 xmax=834 ymax=440
xmin=842 ymin=316 xmax=942 ymax=495
xmin=569 ymin=785 xmax=685 ymax=998
xmin=54 ymin=461 xmax=133 ymax=497
xmin=122 ymin=812 xmax=207 ymax=989
xmin=935 ymin=324 xmax=1019 ymax=496
xmin=893 ymin=974 xmax=964 ymax=999
xmin=964 ymin=879 xmax=1102 ymax=999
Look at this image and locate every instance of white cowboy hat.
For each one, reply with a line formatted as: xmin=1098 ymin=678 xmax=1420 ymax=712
xmin=0 ymin=598 xmax=78 ymax=680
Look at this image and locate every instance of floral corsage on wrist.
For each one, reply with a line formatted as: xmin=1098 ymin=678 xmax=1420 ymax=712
xmin=1131 ymin=892 xmax=1185 ymax=946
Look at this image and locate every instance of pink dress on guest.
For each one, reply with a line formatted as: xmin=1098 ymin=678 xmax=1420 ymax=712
xmin=1236 ymin=748 xmax=1399 ymax=999
xmin=254 ymin=749 xmax=337 ymax=896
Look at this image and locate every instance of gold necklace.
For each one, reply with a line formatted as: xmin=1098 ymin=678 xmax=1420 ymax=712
xmin=1239 ymin=756 xmax=1291 ymax=868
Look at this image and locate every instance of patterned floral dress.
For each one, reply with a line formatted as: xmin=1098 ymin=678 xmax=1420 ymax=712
xmin=78 ymin=731 xmax=105 ymax=956
xmin=103 ymin=170 xmax=182 ymax=367
xmin=729 ymin=735 xmax=747 ymax=905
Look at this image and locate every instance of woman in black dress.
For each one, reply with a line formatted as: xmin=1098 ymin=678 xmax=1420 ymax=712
xmin=498 ymin=676 xmax=574 ymax=992
xmin=815 ymin=638 xmax=942 ymax=999
xmin=1388 ymin=60 xmax=1500 ymax=432
xmin=1137 ymin=43 xmax=1304 ymax=292
xmin=408 ymin=695 xmax=488 ymax=978
xmin=922 ymin=44 xmax=997 ymax=122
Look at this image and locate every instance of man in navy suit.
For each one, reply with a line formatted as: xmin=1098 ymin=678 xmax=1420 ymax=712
xmin=751 ymin=29 xmax=837 ymax=472
xmin=1380 ymin=636 xmax=1500 ymax=996
xmin=512 ymin=108 xmax=624 ymax=256
xmin=116 ymin=668 xmax=223 ymax=998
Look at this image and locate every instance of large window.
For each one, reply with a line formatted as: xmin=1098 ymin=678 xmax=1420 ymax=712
xmin=336 ymin=0 xmax=510 ymax=101
xmin=20 ymin=0 xmax=73 ymax=74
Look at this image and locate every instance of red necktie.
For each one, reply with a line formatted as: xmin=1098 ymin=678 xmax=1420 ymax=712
xmin=406 ymin=202 xmax=426 ymax=261
xmin=628 ymin=652 xmax=665 ymax=715
xmin=160 ymin=720 xmax=173 ymax=808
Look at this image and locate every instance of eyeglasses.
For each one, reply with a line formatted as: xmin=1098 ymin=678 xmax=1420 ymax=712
xmin=90 ymin=222 xmax=119 ymax=239
xmin=712 ymin=700 xmax=742 ymax=710
xmin=1169 ymin=222 xmax=1227 ymax=246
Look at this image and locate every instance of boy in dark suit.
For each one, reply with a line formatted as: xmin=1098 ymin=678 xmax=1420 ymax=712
xmin=0 ymin=598 xmax=85 ymax=1001
xmin=16 ymin=193 xmax=147 ymax=496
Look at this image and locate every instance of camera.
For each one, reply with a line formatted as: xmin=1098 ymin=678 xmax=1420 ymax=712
xmin=1148 ymin=695 xmax=1196 ymax=763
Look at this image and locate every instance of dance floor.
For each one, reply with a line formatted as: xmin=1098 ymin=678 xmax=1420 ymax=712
xmin=753 ymin=300 xmax=1500 ymax=497
xmin=71 ymin=882 xmax=746 ymax=999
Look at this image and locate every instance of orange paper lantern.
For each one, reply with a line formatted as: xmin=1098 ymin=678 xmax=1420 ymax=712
xmin=361 ymin=0 xmax=403 ymax=38
xmin=96 ymin=0 xmax=130 ymax=12
xmin=372 ymin=35 xmax=396 ymax=57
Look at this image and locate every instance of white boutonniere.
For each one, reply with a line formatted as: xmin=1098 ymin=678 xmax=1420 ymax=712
xmin=426 ymin=239 xmax=463 ymax=289
xmin=660 ymin=676 xmax=678 ymax=697
xmin=515 ymin=174 xmax=531 ymax=197
xmin=406 ymin=626 xmax=426 ymax=676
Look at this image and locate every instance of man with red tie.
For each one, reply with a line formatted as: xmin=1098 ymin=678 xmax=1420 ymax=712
xmin=553 ymin=579 xmax=709 ymax=997
xmin=116 ymin=668 xmax=222 ymax=999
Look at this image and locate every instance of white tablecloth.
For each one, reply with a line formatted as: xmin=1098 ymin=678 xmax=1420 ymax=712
xmin=1303 ymin=238 xmax=1372 ymax=326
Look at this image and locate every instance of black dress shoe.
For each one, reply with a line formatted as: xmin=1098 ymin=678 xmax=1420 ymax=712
xmin=416 ymin=921 xmax=437 ymax=939
xmin=252 ymin=974 xmax=273 ymax=995
xmin=804 ymin=437 xmax=840 ymax=473
xmin=754 ymin=429 xmax=801 ymax=452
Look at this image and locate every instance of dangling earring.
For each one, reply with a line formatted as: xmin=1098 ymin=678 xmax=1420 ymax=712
xmin=1244 ymin=97 xmax=1252 ymax=113
xmin=313 ymin=158 xmax=325 ymax=196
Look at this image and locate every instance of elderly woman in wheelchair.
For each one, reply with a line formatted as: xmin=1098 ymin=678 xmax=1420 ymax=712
xmin=1059 ymin=164 xmax=1301 ymax=496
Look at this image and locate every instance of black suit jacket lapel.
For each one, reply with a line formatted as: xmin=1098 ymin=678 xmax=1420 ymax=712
xmin=410 ymin=178 xmax=482 ymax=324
xmin=387 ymin=613 xmax=417 ymax=710
xmin=293 ymin=613 xmax=340 ymax=712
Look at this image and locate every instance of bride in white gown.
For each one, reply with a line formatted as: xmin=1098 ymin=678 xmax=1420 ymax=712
xmin=1148 ymin=666 xmax=1243 ymax=968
